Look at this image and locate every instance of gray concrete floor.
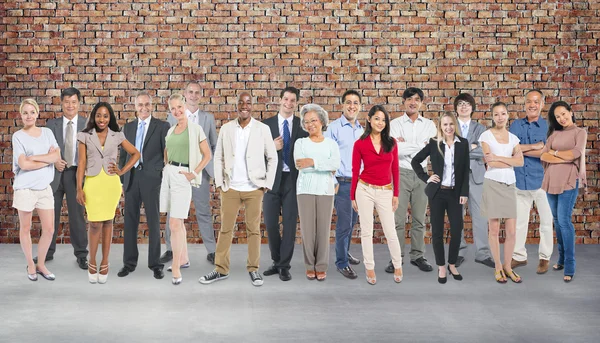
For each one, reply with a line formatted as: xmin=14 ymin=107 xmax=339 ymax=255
xmin=0 ymin=243 xmax=599 ymax=343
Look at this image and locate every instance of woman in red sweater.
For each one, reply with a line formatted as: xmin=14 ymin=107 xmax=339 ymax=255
xmin=351 ymin=105 xmax=402 ymax=285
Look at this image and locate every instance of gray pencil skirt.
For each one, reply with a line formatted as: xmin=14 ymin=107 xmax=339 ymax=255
xmin=481 ymin=178 xmax=517 ymax=219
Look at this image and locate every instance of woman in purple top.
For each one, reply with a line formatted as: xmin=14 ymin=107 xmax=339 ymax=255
xmin=540 ymin=101 xmax=587 ymax=283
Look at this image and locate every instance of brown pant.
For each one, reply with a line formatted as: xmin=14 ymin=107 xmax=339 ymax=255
xmin=215 ymin=188 xmax=264 ymax=274
xmin=297 ymin=194 xmax=334 ymax=272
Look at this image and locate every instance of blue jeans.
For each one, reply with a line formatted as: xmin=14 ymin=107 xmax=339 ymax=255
xmin=546 ymin=180 xmax=579 ymax=276
xmin=334 ymin=181 xmax=358 ymax=269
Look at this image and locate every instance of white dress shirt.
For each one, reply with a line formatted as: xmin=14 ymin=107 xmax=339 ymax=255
xmin=277 ymin=113 xmax=294 ymax=172
xmin=458 ymin=118 xmax=470 ymax=140
xmin=186 ymin=108 xmax=199 ymax=125
xmin=230 ymin=118 xmax=259 ymax=192
xmin=62 ymin=115 xmax=79 ymax=166
xmin=441 ymin=137 xmax=460 ymax=187
xmin=390 ymin=114 xmax=437 ymax=170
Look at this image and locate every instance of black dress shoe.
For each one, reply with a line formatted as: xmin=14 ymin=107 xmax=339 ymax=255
xmin=159 ymin=250 xmax=173 ymax=264
xmin=411 ymin=257 xmax=433 ymax=272
xmin=438 ymin=275 xmax=447 ymax=284
xmin=337 ymin=266 xmax=358 ymax=279
xmin=33 ymin=255 xmax=54 ymax=264
xmin=117 ymin=266 xmax=134 ymax=277
xmin=385 ymin=260 xmax=394 ymax=273
xmin=475 ymin=257 xmax=495 ymax=268
xmin=279 ymin=268 xmax=292 ymax=281
xmin=77 ymin=257 xmax=88 ymax=270
xmin=206 ymin=252 xmax=215 ymax=265
xmin=347 ymin=253 xmax=360 ymax=265
xmin=153 ymin=268 xmax=165 ymax=280
xmin=263 ymin=264 xmax=279 ymax=276
xmin=455 ymin=256 xmax=465 ymax=268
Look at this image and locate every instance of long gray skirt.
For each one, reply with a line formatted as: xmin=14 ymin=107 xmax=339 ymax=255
xmin=481 ymin=178 xmax=517 ymax=219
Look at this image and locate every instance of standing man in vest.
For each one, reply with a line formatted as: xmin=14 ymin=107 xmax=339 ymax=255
xmin=509 ymin=89 xmax=553 ymax=274
xmin=262 ymin=86 xmax=308 ymax=281
xmin=388 ymin=87 xmax=437 ymax=273
xmin=40 ymin=87 xmax=88 ymax=269
xmin=161 ymin=82 xmax=218 ymax=265
xmin=118 ymin=92 xmax=170 ymax=279
xmin=454 ymin=93 xmax=494 ymax=268
xmin=325 ymin=90 xmax=364 ymax=279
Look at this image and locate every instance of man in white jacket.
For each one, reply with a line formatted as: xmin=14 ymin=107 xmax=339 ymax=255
xmin=199 ymin=92 xmax=278 ymax=287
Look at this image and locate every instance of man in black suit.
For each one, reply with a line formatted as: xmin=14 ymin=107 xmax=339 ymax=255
xmin=117 ymin=92 xmax=170 ymax=280
xmin=40 ymin=87 xmax=88 ymax=269
xmin=262 ymin=87 xmax=308 ymax=281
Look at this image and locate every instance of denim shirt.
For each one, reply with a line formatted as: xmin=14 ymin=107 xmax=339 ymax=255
xmin=509 ymin=116 xmax=547 ymax=190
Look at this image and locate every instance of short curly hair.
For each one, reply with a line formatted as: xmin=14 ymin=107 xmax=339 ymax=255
xmin=299 ymin=104 xmax=329 ymax=132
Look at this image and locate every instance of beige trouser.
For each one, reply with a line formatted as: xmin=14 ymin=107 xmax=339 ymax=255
xmin=513 ymin=188 xmax=553 ymax=261
xmin=215 ymin=188 xmax=264 ymax=275
xmin=297 ymin=194 xmax=335 ymax=272
xmin=355 ymin=182 xmax=402 ymax=270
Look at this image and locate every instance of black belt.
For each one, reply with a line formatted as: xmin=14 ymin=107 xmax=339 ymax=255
xmin=169 ymin=161 xmax=189 ymax=168
xmin=64 ymin=166 xmax=77 ymax=171
xmin=336 ymin=177 xmax=352 ymax=183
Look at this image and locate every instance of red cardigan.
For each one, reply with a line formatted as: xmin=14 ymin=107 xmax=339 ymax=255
xmin=351 ymin=136 xmax=399 ymax=200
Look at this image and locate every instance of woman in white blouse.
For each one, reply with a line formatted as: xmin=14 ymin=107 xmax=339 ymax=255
xmin=479 ymin=102 xmax=524 ymax=283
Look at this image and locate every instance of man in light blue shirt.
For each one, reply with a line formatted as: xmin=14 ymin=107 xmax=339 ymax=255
xmin=509 ymin=89 xmax=553 ymax=274
xmin=324 ymin=90 xmax=364 ymax=279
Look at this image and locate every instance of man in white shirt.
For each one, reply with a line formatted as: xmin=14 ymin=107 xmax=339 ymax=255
xmin=199 ymin=92 xmax=277 ymax=286
xmin=388 ymin=87 xmax=437 ymax=273
xmin=41 ymin=87 xmax=89 ymax=269
xmin=162 ymin=82 xmax=218 ymax=266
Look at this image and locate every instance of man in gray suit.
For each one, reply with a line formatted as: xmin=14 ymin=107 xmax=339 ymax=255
xmin=117 ymin=92 xmax=170 ymax=279
xmin=161 ymin=82 xmax=218 ymax=265
xmin=40 ymin=87 xmax=88 ymax=269
xmin=454 ymin=93 xmax=494 ymax=268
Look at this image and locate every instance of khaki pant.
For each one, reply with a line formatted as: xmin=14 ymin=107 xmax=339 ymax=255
xmin=297 ymin=194 xmax=334 ymax=272
xmin=215 ymin=188 xmax=264 ymax=274
xmin=355 ymin=182 xmax=402 ymax=270
xmin=513 ymin=188 xmax=553 ymax=261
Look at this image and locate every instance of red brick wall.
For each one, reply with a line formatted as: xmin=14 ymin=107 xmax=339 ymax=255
xmin=1 ymin=1 xmax=598 ymax=245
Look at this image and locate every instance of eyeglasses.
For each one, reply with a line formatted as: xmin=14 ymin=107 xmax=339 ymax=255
xmin=303 ymin=119 xmax=320 ymax=126
xmin=457 ymin=101 xmax=472 ymax=108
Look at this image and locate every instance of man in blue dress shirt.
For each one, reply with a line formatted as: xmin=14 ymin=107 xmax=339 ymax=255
xmin=509 ymin=89 xmax=553 ymax=274
xmin=325 ymin=90 xmax=364 ymax=279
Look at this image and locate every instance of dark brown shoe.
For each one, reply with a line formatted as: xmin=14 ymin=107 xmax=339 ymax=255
xmin=536 ymin=259 xmax=549 ymax=274
xmin=511 ymin=258 xmax=527 ymax=269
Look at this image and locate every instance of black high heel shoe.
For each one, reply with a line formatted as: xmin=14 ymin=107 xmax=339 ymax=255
xmin=438 ymin=268 xmax=447 ymax=284
xmin=448 ymin=265 xmax=463 ymax=281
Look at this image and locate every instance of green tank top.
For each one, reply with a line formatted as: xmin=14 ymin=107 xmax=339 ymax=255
xmin=166 ymin=127 xmax=189 ymax=164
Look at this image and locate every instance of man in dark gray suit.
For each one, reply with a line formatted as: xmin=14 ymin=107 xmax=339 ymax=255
xmin=261 ymin=86 xmax=308 ymax=281
xmin=160 ymin=82 xmax=218 ymax=265
xmin=454 ymin=93 xmax=494 ymax=268
xmin=40 ymin=87 xmax=88 ymax=269
xmin=117 ymin=92 xmax=170 ymax=279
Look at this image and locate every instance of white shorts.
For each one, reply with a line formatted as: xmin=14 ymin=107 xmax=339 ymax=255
xmin=13 ymin=186 xmax=54 ymax=212
xmin=159 ymin=164 xmax=192 ymax=219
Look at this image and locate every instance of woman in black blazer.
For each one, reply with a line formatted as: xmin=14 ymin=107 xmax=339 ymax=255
xmin=411 ymin=112 xmax=470 ymax=284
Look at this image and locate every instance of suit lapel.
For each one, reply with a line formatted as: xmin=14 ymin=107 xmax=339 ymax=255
xmin=55 ymin=118 xmax=64 ymax=149
xmin=89 ymin=129 xmax=104 ymax=156
xmin=77 ymin=115 xmax=86 ymax=132
xmin=468 ymin=121 xmax=478 ymax=143
xmin=143 ymin=117 xmax=157 ymax=149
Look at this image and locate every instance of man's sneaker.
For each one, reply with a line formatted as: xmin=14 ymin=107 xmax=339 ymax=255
xmin=249 ymin=271 xmax=264 ymax=287
xmin=199 ymin=270 xmax=228 ymax=284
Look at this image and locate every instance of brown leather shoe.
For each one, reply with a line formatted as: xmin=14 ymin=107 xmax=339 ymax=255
xmin=511 ymin=258 xmax=527 ymax=269
xmin=537 ymin=259 xmax=549 ymax=274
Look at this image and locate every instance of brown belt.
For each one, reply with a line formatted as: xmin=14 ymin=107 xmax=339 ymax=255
xmin=440 ymin=185 xmax=454 ymax=190
xmin=359 ymin=179 xmax=393 ymax=190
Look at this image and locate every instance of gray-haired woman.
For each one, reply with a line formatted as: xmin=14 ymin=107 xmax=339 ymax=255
xmin=294 ymin=104 xmax=341 ymax=281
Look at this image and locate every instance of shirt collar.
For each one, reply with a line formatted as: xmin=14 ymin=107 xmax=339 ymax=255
xmin=401 ymin=113 xmax=423 ymax=123
xmin=340 ymin=114 xmax=362 ymax=128
xmin=442 ymin=136 xmax=461 ymax=146
xmin=63 ymin=115 xmax=78 ymax=125
xmin=457 ymin=118 xmax=470 ymax=126
xmin=236 ymin=117 xmax=254 ymax=129
xmin=521 ymin=115 xmax=543 ymax=127
xmin=277 ymin=113 xmax=293 ymax=126
xmin=186 ymin=108 xmax=199 ymax=117
xmin=138 ymin=116 xmax=151 ymax=126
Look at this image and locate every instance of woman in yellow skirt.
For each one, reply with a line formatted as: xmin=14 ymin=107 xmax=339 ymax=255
xmin=76 ymin=102 xmax=140 ymax=284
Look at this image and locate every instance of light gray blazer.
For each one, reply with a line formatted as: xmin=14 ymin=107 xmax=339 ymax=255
xmin=167 ymin=110 xmax=217 ymax=178
xmin=214 ymin=118 xmax=278 ymax=192
xmin=461 ymin=120 xmax=487 ymax=185
xmin=77 ymin=129 xmax=125 ymax=177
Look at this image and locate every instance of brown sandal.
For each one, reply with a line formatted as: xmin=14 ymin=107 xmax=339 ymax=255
xmin=306 ymin=270 xmax=316 ymax=280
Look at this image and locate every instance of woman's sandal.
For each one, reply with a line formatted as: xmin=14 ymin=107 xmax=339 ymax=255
xmin=553 ymin=264 xmax=564 ymax=271
xmin=394 ymin=268 xmax=403 ymax=283
xmin=366 ymin=269 xmax=376 ymax=285
xmin=495 ymin=269 xmax=507 ymax=283
xmin=306 ymin=270 xmax=316 ymax=280
xmin=504 ymin=268 xmax=522 ymax=283
xmin=564 ymin=275 xmax=574 ymax=283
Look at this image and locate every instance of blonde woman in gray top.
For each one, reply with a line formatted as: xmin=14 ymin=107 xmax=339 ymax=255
xmin=12 ymin=99 xmax=61 ymax=281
